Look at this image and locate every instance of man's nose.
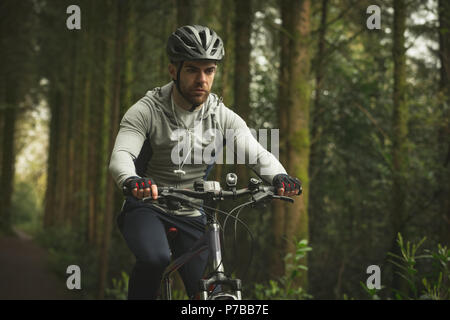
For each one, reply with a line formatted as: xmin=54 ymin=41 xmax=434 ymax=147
xmin=196 ymin=71 xmax=207 ymax=83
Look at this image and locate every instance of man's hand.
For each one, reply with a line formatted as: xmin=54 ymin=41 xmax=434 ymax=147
xmin=272 ymin=174 xmax=302 ymax=197
xmin=124 ymin=176 xmax=158 ymax=200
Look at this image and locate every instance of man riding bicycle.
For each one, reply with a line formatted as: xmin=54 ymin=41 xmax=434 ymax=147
xmin=108 ymin=25 xmax=302 ymax=300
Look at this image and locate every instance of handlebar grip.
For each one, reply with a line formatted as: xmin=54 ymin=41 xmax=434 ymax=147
xmin=122 ymin=185 xmax=167 ymax=197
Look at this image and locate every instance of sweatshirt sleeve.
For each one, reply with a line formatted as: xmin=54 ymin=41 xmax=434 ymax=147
xmin=108 ymin=101 xmax=151 ymax=189
xmin=218 ymin=104 xmax=287 ymax=184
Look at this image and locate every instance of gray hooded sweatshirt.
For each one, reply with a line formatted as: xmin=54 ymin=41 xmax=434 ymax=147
xmin=109 ymin=82 xmax=287 ymax=216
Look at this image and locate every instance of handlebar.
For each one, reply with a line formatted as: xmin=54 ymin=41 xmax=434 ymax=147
xmin=122 ymin=177 xmax=295 ymax=206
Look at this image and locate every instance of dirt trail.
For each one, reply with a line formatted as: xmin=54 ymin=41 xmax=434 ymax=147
xmin=0 ymin=229 xmax=78 ymax=300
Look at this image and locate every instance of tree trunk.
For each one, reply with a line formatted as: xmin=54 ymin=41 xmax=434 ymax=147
xmin=98 ymin=0 xmax=127 ymax=299
xmin=0 ymin=0 xmax=32 ymax=233
xmin=159 ymin=3 xmax=173 ymax=84
xmin=0 ymin=82 xmax=17 ymax=233
xmin=219 ymin=0 xmax=234 ymax=107
xmin=66 ymin=30 xmax=80 ymax=227
xmin=233 ymin=0 xmax=252 ymax=187
xmin=233 ymin=0 xmax=252 ymax=123
xmin=271 ymin=0 xmax=311 ymax=282
xmin=438 ymin=0 xmax=450 ymax=246
xmin=176 ymin=0 xmax=194 ymax=26
xmin=41 ymin=3 xmax=66 ymax=230
xmin=308 ymin=0 xmax=328 ymax=197
xmin=123 ymin=0 xmax=136 ymax=115
xmin=391 ymin=0 xmax=409 ymax=293
xmin=214 ymin=0 xmax=235 ymax=182
xmin=87 ymin=0 xmax=109 ymax=246
xmin=80 ymin=0 xmax=96 ymax=239
xmin=308 ymin=0 xmax=329 ymax=293
xmin=56 ymin=79 xmax=70 ymax=226
xmin=43 ymin=88 xmax=60 ymax=228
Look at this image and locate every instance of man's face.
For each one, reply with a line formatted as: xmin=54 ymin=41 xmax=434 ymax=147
xmin=170 ymin=60 xmax=217 ymax=106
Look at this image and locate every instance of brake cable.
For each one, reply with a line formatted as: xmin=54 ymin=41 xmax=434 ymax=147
xmin=227 ymin=200 xmax=258 ymax=280
xmin=143 ymin=189 xmax=261 ymax=280
xmin=187 ymin=200 xmax=254 ymax=278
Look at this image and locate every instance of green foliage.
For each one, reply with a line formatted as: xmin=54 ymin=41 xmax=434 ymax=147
xmin=104 ymin=270 xmax=190 ymax=300
xmin=360 ymin=233 xmax=450 ymax=300
xmin=387 ymin=233 xmax=428 ymax=299
xmin=170 ymin=287 xmax=189 ymax=300
xmin=105 ymin=271 xmax=129 ymax=300
xmin=35 ymin=226 xmax=98 ymax=299
xmin=12 ymin=104 xmax=49 ymax=235
xmin=422 ymin=243 xmax=450 ymax=299
xmin=250 ymin=239 xmax=312 ymax=300
xmin=359 ymin=281 xmax=384 ymax=300
xmin=11 ymin=180 xmax=43 ymax=235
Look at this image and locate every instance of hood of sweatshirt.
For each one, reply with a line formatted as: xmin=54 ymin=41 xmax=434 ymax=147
xmin=144 ymin=81 xmax=221 ymax=125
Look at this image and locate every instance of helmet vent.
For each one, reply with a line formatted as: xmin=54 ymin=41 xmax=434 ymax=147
xmin=199 ymin=31 xmax=207 ymax=48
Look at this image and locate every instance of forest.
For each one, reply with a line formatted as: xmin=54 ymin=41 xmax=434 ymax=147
xmin=0 ymin=0 xmax=448 ymax=300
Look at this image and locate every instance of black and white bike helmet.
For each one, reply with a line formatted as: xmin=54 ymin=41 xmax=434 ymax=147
xmin=167 ymin=25 xmax=225 ymax=112
xmin=167 ymin=25 xmax=225 ymax=62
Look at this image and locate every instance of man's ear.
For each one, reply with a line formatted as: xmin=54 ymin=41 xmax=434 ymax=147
xmin=168 ymin=63 xmax=177 ymax=81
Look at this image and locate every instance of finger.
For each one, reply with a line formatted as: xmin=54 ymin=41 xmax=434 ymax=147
xmin=132 ymin=188 xmax=138 ymax=198
xmin=151 ymin=184 xmax=158 ymax=200
xmin=138 ymin=188 xmax=144 ymax=199
xmin=278 ymin=188 xmax=285 ymax=196
xmin=144 ymin=187 xmax=151 ymax=198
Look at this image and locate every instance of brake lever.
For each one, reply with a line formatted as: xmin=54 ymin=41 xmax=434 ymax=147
xmin=143 ymin=193 xmax=197 ymax=209
xmin=272 ymin=195 xmax=295 ymax=203
xmin=141 ymin=190 xmax=168 ymax=202
xmin=142 ymin=196 xmax=161 ymax=202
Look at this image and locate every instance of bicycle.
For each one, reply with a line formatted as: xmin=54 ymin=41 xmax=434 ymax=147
xmin=123 ymin=173 xmax=297 ymax=300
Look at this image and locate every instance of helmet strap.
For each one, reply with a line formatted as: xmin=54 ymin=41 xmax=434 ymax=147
xmin=173 ymin=61 xmax=201 ymax=113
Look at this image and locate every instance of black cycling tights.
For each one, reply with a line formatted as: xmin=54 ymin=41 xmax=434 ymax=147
xmin=117 ymin=198 xmax=208 ymax=300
